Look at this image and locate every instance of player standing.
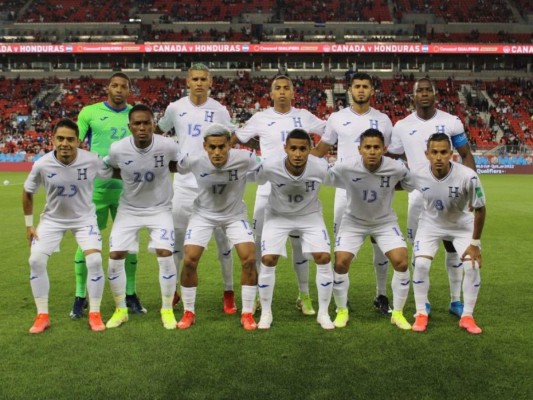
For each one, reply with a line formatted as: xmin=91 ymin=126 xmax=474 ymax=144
xmin=23 ymin=118 xmax=112 ymax=333
xmin=105 ymin=104 xmax=180 ymax=330
xmin=255 ymin=129 xmax=334 ymax=330
xmin=71 ymin=72 xmax=146 ymax=318
xmin=387 ymin=77 xmax=477 ymax=317
xmin=175 ymin=124 xmax=260 ymax=331
xmin=327 ymin=129 xmax=412 ymax=330
xmin=156 ymin=64 xmax=236 ymax=314
xmin=312 ymin=72 xmax=394 ymax=315
xmin=235 ymin=74 xmax=326 ymax=315
xmin=409 ymin=133 xmax=485 ymax=334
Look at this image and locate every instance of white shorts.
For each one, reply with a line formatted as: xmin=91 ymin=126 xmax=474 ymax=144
xmin=261 ymin=210 xmax=331 ymax=258
xmin=407 ymin=190 xmax=424 ymax=243
xmin=335 ymin=215 xmax=406 ymax=256
xmin=31 ymin=217 xmax=102 ymax=256
xmin=172 ymin=185 xmax=197 ymax=231
xmin=110 ymin=209 xmax=175 ymax=253
xmin=413 ymin=221 xmax=473 ymax=259
xmin=252 ymin=191 xmax=268 ymax=237
xmin=184 ymin=213 xmax=254 ymax=248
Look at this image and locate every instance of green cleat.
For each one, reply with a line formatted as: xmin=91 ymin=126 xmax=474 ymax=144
xmin=106 ymin=308 xmax=128 ymax=329
xmin=334 ymin=308 xmax=349 ymax=328
xmin=296 ymin=293 xmax=316 ymax=316
xmin=161 ymin=308 xmax=177 ymax=330
xmin=391 ymin=311 xmax=412 ymax=330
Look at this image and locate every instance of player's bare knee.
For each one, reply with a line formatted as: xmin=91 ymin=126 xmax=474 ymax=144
xmin=261 ymin=254 xmax=278 ymax=267
xmin=313 ymin=252 xmax=330 ymax=264
xmin=109 ymin=251 xmax=127 ymax=260
xmin=155 ymin=249 xmax=173 ymax=257
xmin=392 ymin=259 xmax=408 ymax=272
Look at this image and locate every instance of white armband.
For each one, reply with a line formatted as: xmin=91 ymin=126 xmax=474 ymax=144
xmin=24 ymin=215 xmax=34 ymax=227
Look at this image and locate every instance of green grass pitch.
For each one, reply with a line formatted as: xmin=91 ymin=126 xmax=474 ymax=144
xmin=0 ymin=171 xmax=532 ymax=399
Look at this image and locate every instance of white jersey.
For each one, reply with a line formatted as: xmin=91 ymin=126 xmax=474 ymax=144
xmin=158 ymin=96 xmax=233 ymax=188
xmin=327 ymin=155 xmax=413 ymax=226
xmin=24 ymin=149 xmax=112 ymax=225
xmin=410 ymin=161 xmax=486 ymax=230
xmin=178 ymin=149 xmax=260 ymax=221
xmin=235 ymin=106 xmax=325 ymax=196
xmin=322 ymin=107 xmax=393 ymax=161
xmin=235 ymin=107 xmax=325 ymax=160
xmin=389 ymin=109 xmax=466 ymax=169
xmin=107 ymin=135 xmax=179 ymax=213
xmin=256 ymin=155 xmax=328 ymax=217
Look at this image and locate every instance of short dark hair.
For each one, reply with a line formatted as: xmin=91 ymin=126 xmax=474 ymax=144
xmin=128 ymin=103 xmax=153 ymax=120
xmin=350 ymin=72 xmax=373 ymax=86
xmin=271 ymin=74 xmax=293 ymax=91
xmin=360 ymin=128 xmax=384 ymax=145
xmin=285 ymin=128 xmax=311 ymax=145
xmin=413 ymin=77 xmax=436 ymax=95
xmin=427 ymin=132 xmax=452 ymax=149
xmin=54 ymin=118 xmax=79 ymax=137
xmin=109 ymin=72 xmax=131 ymax=88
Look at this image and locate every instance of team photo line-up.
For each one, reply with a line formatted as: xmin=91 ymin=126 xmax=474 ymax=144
xmin=22 ymin=64 xmax=486 ymax=335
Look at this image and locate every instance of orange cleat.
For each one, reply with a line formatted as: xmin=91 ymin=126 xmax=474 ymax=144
xmin=240 ymin=312 xmax=257 ymax=331
xmin=459 ymin=316 xmax=482 ymax=334
xmin=223 ymin=290 xmax=237 ymax=314
xmin=88 ymin=312 xmax=106 ymax=332
xmin=177 ymin=310 xmax=196 ymax=329
xmin=29 ymin=313 xmax=51 ymax=334
xmin=412 ymin=313 xmax=429 ymax=332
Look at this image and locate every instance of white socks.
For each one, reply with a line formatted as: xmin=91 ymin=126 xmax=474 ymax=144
xmin=333 ymin=271 xmax=349 ymax=310
xmin=108 ymin=258 xmax=126 ymax=309
xmin=158 ymin=256 xmax=177 ymax=309
xmin=29 ymin=252 xmax=49 ymax=314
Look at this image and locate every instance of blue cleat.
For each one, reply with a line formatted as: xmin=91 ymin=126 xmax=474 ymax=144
xmin=425 ymin=302 xmax=431 ymax=315
xmin=69 ymin=296 xmax=87 ymax=319
xmin=449 ymin=301 xmax=464 ymax=317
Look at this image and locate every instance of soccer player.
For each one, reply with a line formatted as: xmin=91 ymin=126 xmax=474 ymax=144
xmin=175 ymin=124 xmax=259 ymax=331
xmin=327 ymin=129 xmax=413 ymax=330
xmin=312 ymin=72 xmax=394 ymax=315
xmin=23 ymin=118 xmax=112 ymax=333
xmin=156 ymin=63 xmax=236 ymax=314
xmin=234 ymin=74 xmax=326 ymax=315
xmin=255 ymin=129 xmax=334 ymax=330
xmin=71 ymin=72 xmax=146 ymax=318
xmin=387 ymin=77 xmax=477 ymax=317
xmin=105 ymin=104 xmax=180 ymax=330
xmin=409 ymin=133 xmax=486 ymax=334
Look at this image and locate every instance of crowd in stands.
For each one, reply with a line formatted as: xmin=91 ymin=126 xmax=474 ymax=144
xmin=1 ymin=74 xmax=531 ymax=164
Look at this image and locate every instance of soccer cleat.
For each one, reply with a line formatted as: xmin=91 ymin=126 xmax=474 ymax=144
xmin=258 ymin=312 xmax=273 ymax=330
xmin=296 ymin=293 xmax=316 ymax=316
xmin=317 ymin=313 xmax=335 ymax=330
xmin=177 ymin=310 xmax=195 ymax=329
xmin=161 ymin=308 xmax=177 ymax=330
xmin=126 ymin=293 xmax=147 ymax=314
xmin=426 ymin=302 xmax=432 ymax=315
xmin=334 ymin=308 xmax=349 ymax=328
xmin=172 ymin=290 xmax=181 ymax=308
xmin=241 ymin=313 xmax=257 ymax=331
xmin=449 ymin=301 xmax=464 ymax=318
xmin=88 ymin=312 xmax=105 ymax=332
xmin=29 ymin=313 xmax=51 ymax=334
xmin=373 ymin=295 xmax=392 ymax=315
xmin=412 ymin=313 xmax=429 ymax=332
xmin=106 ymin=308 xmax=128 ymax=328
xmin=69 ymin=296 xmax=87 ymax=319
xmin=223 ymin=290 xmax=237 ymax=314
xmin=391 ymin=311 xmax=412 ymax=330
xmin=459 ymin=316 xmax=482 ymax=334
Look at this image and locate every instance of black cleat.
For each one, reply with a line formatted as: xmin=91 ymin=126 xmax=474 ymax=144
xmin=373 ymin=295 xmax=392 ymax=315
xmin=126 ymin=293 xmax=147 ymax=314
xmin=69 ymin=296 xmax=87 ymax=319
